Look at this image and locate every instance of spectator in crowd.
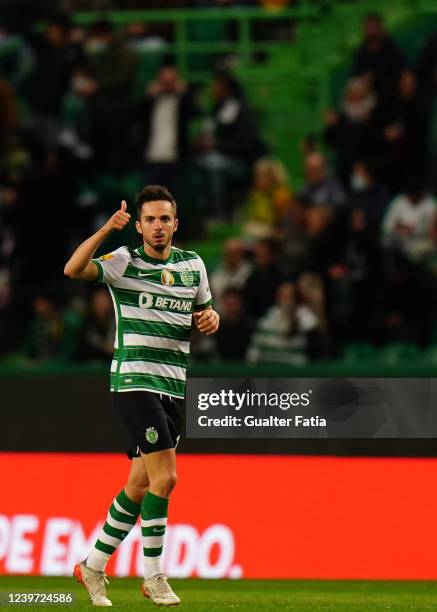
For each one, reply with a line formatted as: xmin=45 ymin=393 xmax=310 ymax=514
xmin=351 ymin=12 xmax=405 ymax=105
xmin=214 ymin=288 xmax=255 ymax=361
xmin=382 ymin=70 xmax=428 ymax=191
xmin=57 ymin=64 xmax=96 ymax=163
xmin=283 ymin=201 xmax=344 ymax=277
xmin=78 ymin=287 xmax=115 ymax=362
xmin=25 ymin=293 xmax=81 ymax=363
xmin=348 ymin=160 xmax=389 ymax=233
xmin=302 ymin=204 xmax=348 ymax=275
xmin=3 ymin=5 xmax=437 ymax=365
xmin=377 ymin=236 xmax=436 ymax=346
xmin=324 ymin=78 xmax=382 ymax=186
xmin=246 ymin=281 xmax=324 ymax=365
xmin=0 ymin=183 xmax=14 ymax=355
xmin=0 ymin=25 xmax=34 ymax=91
xmin=242 ymin=158 xmax=293 ymax=240
xmin=83 ymin=20 xmax=136 ymax=171
xmin=325 ymin=208 xmax=382 ymax=341
xmin=210 ymin=238 xmax=253 ymax=312
xmin=296 ymin=152 xmax=346 ymax=210
xmin=197 ymin=70 xmax=266 ymax=219
xmin=24 ymin=14 xmax=83 ymax=149
xmin=416 ymin=31 xmax=437 ymax=194
xmin=297 ymin=272 xmax=328 ymax=332
xmin=416 ymin=29 xmax=437 ymax=94
xmin=243 ymin=238 xmax=285 ymax=319
xmin=11 ymin=147 xmax=74 ymax=295
xmin=381 ymin=182 xmax=437 ymax=265
xmin=139 ymin=63 xmax=198 ymax=194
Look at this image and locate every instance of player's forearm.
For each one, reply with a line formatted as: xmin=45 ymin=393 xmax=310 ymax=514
xmin=64 ymin=227 xmax=110 ymax=278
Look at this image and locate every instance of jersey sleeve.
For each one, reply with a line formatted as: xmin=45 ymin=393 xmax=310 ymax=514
xmin=92 ymin=246 xmax=130 ymax=285
xmin=194 ymin=256 xmax=213 ymax=310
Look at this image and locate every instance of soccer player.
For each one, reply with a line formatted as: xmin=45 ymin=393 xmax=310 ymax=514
xmin=64 ymin=185 xmax=219 ymax=606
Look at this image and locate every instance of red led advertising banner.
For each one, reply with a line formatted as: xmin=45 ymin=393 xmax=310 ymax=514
xmin=0 ymin=453 xmax=436 ymax=579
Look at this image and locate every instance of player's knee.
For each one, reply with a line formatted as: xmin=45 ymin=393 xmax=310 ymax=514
xmin=152 ymin=472 xmax=177 ymax=497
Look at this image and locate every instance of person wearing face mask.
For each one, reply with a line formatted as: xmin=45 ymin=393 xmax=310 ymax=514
xmin=349 ymin=160 xmax=389 ymax=233
xmin=351 ymin=12 xmax=406 ymax=105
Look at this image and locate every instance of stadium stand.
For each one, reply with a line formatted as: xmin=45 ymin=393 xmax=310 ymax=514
xmin=2 ymin=0 xmax=437 ymax=376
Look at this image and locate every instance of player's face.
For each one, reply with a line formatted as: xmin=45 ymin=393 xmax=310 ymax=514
xmin=136 ymin=200 xmax=178 ymax=253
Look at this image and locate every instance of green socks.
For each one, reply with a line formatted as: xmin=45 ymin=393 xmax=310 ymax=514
xmin=141 ymin=492 xmax=169 ymax=579
xmin=87 ymin=489 xmax=140 ymax=572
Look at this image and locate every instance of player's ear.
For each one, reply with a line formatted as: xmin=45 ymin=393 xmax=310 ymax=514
xmin=135 ymin=220 xmax=142 ymax=235
xmin=173 ymin=218 xmax=178 ymax=232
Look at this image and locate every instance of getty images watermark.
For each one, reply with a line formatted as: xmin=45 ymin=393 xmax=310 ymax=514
xmin=186 ymin=378 xmax=437 ymax=438
xmin=196 ymin=388 xmax=323 ymax=428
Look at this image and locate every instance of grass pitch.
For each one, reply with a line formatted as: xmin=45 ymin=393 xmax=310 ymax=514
xmin=1 ymin=576 xmax=437 ymax=611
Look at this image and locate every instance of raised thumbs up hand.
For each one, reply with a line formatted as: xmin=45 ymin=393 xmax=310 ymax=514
xmin=102 ymin=200 xmax=131 ymax=233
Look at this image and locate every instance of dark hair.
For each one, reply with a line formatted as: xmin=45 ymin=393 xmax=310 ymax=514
xmin=357 ymin=158 xmax=377 ymax=176
xmin=214 ymin=69 xmax=243 ymax=99
xmin=135 ymin=185 xmax=177 ymax=219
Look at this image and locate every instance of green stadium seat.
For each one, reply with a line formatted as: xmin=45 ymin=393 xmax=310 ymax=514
xmin=378 ymin=343 xmax=423 ymax=366
xmin=341 ymin=343 xmax=379 ymax=365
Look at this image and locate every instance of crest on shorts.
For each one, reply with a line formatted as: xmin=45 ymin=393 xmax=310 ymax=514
xmin=161 ymin=269 xmax=175 ymax=286
xmin=145 ymin=427 xmax=159 ymax=444
xmin=99 ymin=253 xmax=113 ymax=261
xmin=180 ymin=269 xmax=194 ymax=287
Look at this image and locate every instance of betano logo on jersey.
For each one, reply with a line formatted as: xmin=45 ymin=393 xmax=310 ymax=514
xmin=139 ymin=292 xmax=192 ymax=312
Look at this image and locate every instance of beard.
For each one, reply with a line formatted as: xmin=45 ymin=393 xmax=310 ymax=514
xmin=146 ymin=235 xmax=170 ymax=253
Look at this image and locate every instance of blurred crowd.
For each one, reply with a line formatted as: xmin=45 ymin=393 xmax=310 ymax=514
xmin=3 ymin=8 xmax=437 ymax=367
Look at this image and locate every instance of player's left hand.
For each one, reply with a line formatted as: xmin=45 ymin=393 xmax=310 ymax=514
xmin=193 ymin=309 xmax=220 ymax=335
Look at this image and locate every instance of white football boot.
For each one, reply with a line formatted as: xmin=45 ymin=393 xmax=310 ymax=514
xmin=141 ymin=573 xmax=181 ymax=606
xmin=74 ymin=560 xmax=112 ymax=607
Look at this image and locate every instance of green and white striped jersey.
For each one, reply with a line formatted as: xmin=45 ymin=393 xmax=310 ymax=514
xmin=92 ymin=245 xmax=212 ymax=398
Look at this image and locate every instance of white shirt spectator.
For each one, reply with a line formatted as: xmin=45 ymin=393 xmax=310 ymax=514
xmin=381 ymin=192 xmax=437 ymax=260
xmin=247 ymin=304 xmax=318 ymax=366
xmin=146 ymin=94 xmax=179 ymax=162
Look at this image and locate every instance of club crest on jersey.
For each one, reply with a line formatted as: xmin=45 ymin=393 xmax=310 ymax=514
xmin=180 ymin=269 xmax=194 ymax=287
xmin=145 ymin=427 xmax=159 ymax=444
xmin=161 ymin=269 xmax=175 ymax=286
xmin=99 ymin=253 xmax=113 ymax=261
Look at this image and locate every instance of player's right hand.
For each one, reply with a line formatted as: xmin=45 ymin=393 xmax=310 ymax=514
xmin=102 ymin=200 xmax=131 ymax=232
